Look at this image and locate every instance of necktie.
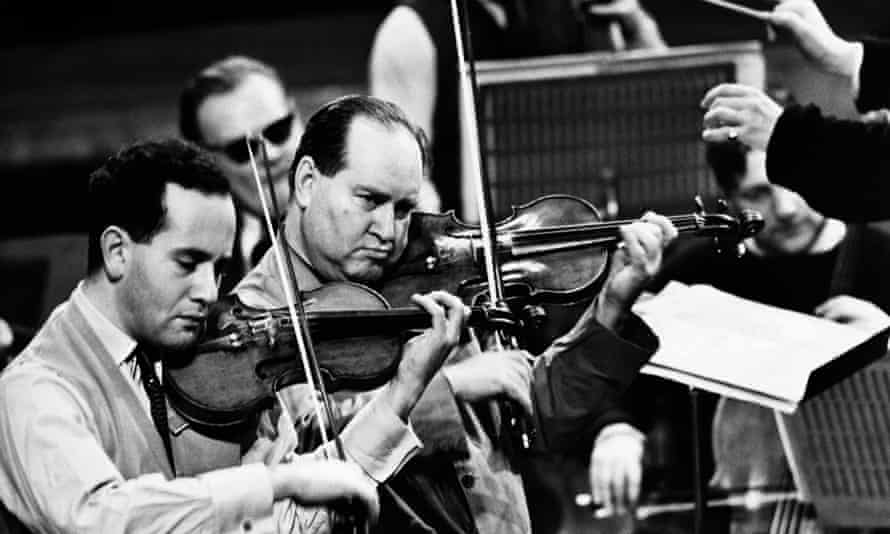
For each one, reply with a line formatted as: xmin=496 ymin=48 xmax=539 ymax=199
xmin=133 ymin=347 xmax=175 ymax=471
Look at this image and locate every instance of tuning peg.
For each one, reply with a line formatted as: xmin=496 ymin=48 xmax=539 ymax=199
xmin=717 ymin=198 xmax=730 ymax=213
xmin=694 ymin=195 xmax=705 ymax=214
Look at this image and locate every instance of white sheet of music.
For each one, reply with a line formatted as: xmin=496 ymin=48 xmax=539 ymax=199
xmin=633 ymin=281 xmax=890 ymax=413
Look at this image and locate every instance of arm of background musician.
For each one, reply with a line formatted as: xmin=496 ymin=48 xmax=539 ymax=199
xmin=369 ymin=5 xmax=441 ymax=213
xmin=529 ymin=215 xmax=672 ymax=450
xmin=529 ymin=307 xmax=657 ymax=452
xmin=765 ymin=103 xmax=890 ymax=223
xmin=586 ymin=0 xmax=667 ymax=51
xmin=0 ymin=364 xmax=282 ymax=533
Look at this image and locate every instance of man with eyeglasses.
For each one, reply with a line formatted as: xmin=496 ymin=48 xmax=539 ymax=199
xmin=180 ymin=56 xmax=302 ymax=293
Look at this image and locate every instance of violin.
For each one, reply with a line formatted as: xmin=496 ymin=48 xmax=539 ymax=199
xmin=380 ymin=194 xmax=763 ymax=342
xmin=164 ymin=281 xmax=516 ymax=430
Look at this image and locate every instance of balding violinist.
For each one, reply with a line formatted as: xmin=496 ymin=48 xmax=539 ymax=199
xmin=233 ymin=95 xmax=676 ymax=534
xmin=0 ymin=138 xmax=466 ymax=533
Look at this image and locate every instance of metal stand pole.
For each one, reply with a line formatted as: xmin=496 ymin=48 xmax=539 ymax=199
xmin=690 ymin=386 xmax=706 ymax=534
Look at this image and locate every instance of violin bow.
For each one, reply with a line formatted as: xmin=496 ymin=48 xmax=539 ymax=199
xmin=450 ymin=0 xmax=533 ymax=452
xmin=247 ymin=138 xmax=364 ymax=532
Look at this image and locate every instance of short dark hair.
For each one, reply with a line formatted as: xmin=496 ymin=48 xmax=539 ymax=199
xmin=289 ymin=95 xmax=429 ymax=189
xmin=179 ymin=55 xmax=284 ymax=144
xmin=86 ymin=138 xmax=231 ymax=273
xmin=705 ymin=141 xmax=750 ymax=195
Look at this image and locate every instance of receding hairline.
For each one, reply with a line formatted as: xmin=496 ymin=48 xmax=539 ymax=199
xmin=339 ymin=114 xmax=424 ymax=168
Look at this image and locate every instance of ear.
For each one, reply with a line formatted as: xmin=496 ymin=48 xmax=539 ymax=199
xmin=100 ymin=226 xmax=131 ymax=282
xmin=292 ymin=156 xmax=318 ymax=209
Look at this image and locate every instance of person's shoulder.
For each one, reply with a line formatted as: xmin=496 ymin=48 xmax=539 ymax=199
xmin=0 ymin=353 xmax=78 ymax=413
xmin=0 ymin=302 xmax=78 ymax=391
xmin=375 ymin=4 xmax=440 ymax=53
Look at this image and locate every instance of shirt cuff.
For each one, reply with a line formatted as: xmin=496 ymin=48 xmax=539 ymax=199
xmin=199 ymin=463 xmax=275 ymax=533
xmin=340 ymin=394 xmax=422 ymax=483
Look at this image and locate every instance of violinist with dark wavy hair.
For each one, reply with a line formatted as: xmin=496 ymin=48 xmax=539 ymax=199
xmin=234 ymin=94 xmax=677 ymax=534
xmin=0 ymin=138 xmax=465 ymax=534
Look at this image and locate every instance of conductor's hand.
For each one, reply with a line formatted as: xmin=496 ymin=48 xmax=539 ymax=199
xmin=815 ymin=295 xmax=890 ymax=334
xmin=270 ymin=458 xmax=380 ymax=524
xmin=701 ymin=83 xmax=783 ymax=150
xmin=589 ymin=423 xmax=645 ymax=515
xmin=768 ymin=0 xmax=863 ymax=90
xmin=382 ymin=291 xmax=467 ymax=420
xmin=443 ymin=349 xmax=535 ymax=416
xmin=597 ymin=211 xmax=677 ymax=330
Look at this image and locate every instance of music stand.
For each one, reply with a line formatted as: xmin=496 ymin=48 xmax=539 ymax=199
xmin=777 ymin=351 xmax=890 ymax=528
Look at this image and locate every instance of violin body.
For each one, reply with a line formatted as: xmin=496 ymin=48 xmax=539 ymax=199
xmin=382 ymin=194 xmax=610 ymax=308
xmin=165 ymin=282 xmax=405 ymax=430
xmin=381 ymin=193 xmax=762 ymax=353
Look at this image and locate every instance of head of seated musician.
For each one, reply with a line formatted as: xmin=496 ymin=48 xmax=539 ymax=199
xmin=232 ymin=93 xmax=678 ymax=533
xmin=707 ymin=140 xmax=845 ymax=258
xmin=0 ymin=138 xmax=470 ymax=531
xmin=179 ymin=56 xmax=304 ymax=290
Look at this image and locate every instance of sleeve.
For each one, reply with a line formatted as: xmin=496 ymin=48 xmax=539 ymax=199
xmin=0 ymin=367 xmax=275 ymax=534
xmin=856 ymin=38 xmax=890 ymax=113
xmin=283 ymin=370 xmax=466 ymax=460
xmin=279 ymin=384 xmax=421 ymax=484
xmin=767 ymin=103 xmax=890 ymax=222
xmin=530 ymin=308 xmax=658 ymax=452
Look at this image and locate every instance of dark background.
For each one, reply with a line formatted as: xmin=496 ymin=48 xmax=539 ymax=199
xmin=1 ymin=0 xmax=889 ymax=238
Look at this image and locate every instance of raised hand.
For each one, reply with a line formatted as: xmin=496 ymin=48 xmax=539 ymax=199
xmin=768 ymin=0 xmax=863 ymax=91
xmin=701 ymin=83 xmax=784 ymax=150
xmin=596 ymin=211 xmax=677 ymax=329
xmin=382 ymin=290 xmax=468 ymax=420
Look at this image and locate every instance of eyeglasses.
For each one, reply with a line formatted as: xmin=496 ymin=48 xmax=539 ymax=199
xmin=208 ymin=112 xmax=295 ymax=164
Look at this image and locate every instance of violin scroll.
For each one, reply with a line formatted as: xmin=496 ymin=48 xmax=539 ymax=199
xmin=693 ymin=196 xmax=765 ymax=257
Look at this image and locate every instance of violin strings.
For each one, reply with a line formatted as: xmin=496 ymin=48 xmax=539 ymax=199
xmin=506 ymin=215 xmax=702 ymax=249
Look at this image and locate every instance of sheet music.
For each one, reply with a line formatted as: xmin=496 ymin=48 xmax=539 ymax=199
xmin=634 ymin=282 xmax=890 ymax=412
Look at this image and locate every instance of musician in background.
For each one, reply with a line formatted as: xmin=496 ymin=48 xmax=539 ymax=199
xmin=0 ymin=318 xmax=14 ymax=368
xmin=369 ymin=0 xmax=666 ymax=217
xmin=180 ymin=56 xmax=302 ymax=293
xmin=702 ymin=0 xmax=890 ymax=222
xmin=0 ymin=138 xmax=466 ymax=533
xmin=233 ymin=94 xmax=677 ymax=533
xmin=648 ymin=138 xmax=890 ymax=531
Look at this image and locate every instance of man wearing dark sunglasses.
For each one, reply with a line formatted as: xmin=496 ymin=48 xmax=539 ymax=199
xmin=180 ymin=56 xmax=302 ymax=293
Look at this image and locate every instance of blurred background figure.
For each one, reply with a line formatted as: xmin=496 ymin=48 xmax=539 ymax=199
xmin=179 ymin=56 xmax=304 ymax=292
xmin=369 ymin=0 xmax=666 ymax=217
xmin=648 ymin=132 xmax=890 ymax=533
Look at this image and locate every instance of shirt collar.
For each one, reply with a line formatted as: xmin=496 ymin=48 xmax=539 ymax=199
xmin=71 ymin=282 xmax=138 ymax=366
